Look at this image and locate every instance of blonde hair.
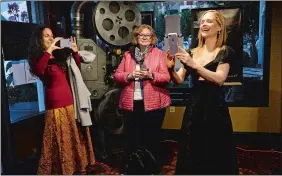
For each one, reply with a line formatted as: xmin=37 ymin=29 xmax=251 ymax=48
xmin=131 ymin=24 xmax=157 ymax=45
xmin=192 ymin=10 xmax=227 ymax=55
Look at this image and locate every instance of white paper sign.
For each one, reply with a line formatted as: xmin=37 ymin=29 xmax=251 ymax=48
xmin=12 ymin=60 xmax=38 ymax=86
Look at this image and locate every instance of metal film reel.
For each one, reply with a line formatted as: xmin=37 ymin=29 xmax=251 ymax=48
xmin=93 ymin=1 xmax=141 ymax=46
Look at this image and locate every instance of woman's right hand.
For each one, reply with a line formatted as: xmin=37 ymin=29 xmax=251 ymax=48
xmin=46 ymin=37 xmax=62 ymax=55
xmin=127 ymin=70 xmax=143 ymax=81
xmin=166 ymin=49 xmax=176 ymax=71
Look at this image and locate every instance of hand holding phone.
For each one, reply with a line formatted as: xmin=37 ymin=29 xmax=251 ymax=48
xmin=46 ymin=37 xmax=62 ymax=54
xmin=168 ymin=33 xmax=178 ymax=56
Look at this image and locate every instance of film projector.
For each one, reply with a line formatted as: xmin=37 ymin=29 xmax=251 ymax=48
xmin=71 ymin=1 xmax=142 ymax=100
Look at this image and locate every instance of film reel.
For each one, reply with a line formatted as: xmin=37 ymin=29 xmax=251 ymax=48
xmin=93 ymin=1 xmax=142 ymax=46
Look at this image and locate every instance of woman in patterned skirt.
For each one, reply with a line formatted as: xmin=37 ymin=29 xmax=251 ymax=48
xmin=28 ymin=25 xmax=95 ymax=175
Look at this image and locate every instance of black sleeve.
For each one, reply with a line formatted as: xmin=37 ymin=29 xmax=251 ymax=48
xmin=187 ymin=49 xmax=193 ymax=57
xmin=219 ymin=46 xmax=235 ymax=65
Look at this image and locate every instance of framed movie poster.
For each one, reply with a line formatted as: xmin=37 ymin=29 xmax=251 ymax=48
xmin=191 ymin=7 xmax=243 ymax=85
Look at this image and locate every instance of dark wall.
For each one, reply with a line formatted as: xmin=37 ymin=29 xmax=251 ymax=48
xmin=47 ymin=1 xmax=73 ymax=37
xmin=1 ymin=21 xmax=37 ymax=61
xmin=1 ymin=52 xmax=15 ymax=174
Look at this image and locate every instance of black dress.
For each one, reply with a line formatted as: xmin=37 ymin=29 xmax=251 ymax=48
xmin=175 ymin=46 xmax=239 ymax=175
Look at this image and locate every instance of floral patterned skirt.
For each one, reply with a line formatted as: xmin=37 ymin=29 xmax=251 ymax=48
xmin=37 ymin=105 xmax=95 ymax=175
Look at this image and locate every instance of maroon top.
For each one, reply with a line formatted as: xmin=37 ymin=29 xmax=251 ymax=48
xmin=31 ymin=51 xmax=80 ymax=110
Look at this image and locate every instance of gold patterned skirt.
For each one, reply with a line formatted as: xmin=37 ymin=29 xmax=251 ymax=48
xmin=37 ymin=105 xmax=95 ymax=175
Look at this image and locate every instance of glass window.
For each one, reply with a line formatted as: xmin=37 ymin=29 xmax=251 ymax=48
xmin=1 ymin=1 xmax=29 ymax=23
xmin=4 ymin=60 xmax=45 ymax=123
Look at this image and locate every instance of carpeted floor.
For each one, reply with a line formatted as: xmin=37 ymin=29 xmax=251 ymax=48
xmin=87 ymin=141 xmax=177 ymax=175
xmin=88 ymin=140 xmax=281 ymax=175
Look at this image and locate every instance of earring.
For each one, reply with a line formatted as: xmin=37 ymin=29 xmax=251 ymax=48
xmin=218 ymin=31 xmax=221 ymax=35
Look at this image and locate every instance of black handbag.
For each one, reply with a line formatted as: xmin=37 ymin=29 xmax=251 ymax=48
xmin=125 ymin=148 xmax=159 ymax=175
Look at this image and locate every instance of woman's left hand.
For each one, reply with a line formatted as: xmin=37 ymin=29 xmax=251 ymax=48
xmin=71 ymin=36 xmax=78 ymax=53
xmin=175 ymin=46 xmax=198 ymax=69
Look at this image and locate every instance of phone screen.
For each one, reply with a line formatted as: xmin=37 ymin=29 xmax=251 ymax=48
xmin=168 ymin=33 xmax=178 ymax=56
xmin=60 ymin=38 xmax=72 ymax=48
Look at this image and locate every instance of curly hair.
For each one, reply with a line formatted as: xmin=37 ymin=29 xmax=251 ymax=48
xmin=27 ymin=25 xmax=48 ymax=75
xmin=27 ymin=25 xmax=70 ymax=74
xmin=28 ymin=25 xmax=47 ymax=61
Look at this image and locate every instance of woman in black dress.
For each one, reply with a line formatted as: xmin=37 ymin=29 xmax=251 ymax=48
xmin=167 ymin=10 xmax=238 ymax=174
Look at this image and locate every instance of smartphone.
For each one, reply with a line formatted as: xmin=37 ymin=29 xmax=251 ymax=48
xmin=140 ymin=64 xmax=148 ymax=71
xmin=168 ymin=33 xmax=178 ymax=56
xmin=60 ymin=38 xmax=72 ymax=48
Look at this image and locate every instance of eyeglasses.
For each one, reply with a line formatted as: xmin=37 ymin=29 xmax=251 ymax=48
xmin=138 ymin=34 xmax=152 ymax=39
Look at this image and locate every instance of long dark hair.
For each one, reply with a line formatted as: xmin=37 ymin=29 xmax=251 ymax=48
xmin=28 ymin=25 xmax=47 ymax=61
xmin=27 ymin=25 xmax=71 ymax=74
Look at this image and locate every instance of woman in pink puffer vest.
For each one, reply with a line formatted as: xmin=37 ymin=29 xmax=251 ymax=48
xmin=114 ymin=24 xmax=171 ymax=174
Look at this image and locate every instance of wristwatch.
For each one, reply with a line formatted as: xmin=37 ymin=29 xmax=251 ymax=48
xmin=150 ymin=73 xmax=154 ymax=80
